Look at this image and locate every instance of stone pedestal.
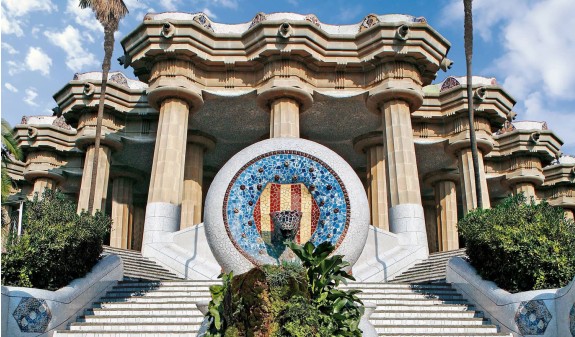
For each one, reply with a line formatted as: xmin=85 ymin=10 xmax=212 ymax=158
xmin=77 ymin=145 xmax=111 ymax=213
xmin=110 ymin=177 xmax=134 ymax=249
xmin=181 ymin=132 xmax=215 ymax=230
xmin=435 ymin=180 xmax=459 ymax=251
xmin=458 ymin=148 xmax=490 ymax=214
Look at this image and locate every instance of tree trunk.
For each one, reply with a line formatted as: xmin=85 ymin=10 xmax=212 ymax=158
xmin=464 ymin=0 xmax=483 ymax=210
xmin=87 ymin=24 xmax=115 ymax=214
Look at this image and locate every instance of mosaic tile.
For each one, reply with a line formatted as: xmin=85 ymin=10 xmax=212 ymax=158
xmin=514 ymin=300 xmax=552 ymax=335
xmin=12 ymin=297 xmax=52 ymax=333
xmin=570 ymin=303 xmax=575 ymax=337
xmin=223 ymin=151 xmax=350 ymax=266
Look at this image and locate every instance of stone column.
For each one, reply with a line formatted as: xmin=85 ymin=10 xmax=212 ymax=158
xmin=32 ymin=177 xmax=57 ymax=197
xmin=110 ymin=177 xmax=134 ymax=249
xmin=354 ymin=133 xmax=388 ymax=230
xmin=180 ymin=132 xmax=215 ymax=230
xmin=143 ymin=59 xmax=204 ymax=247
xmin=458 ymin=148 xmax=490 ymax=214
xmin=434 ymin=180 xmax=459 ymax=251
xmin=513 ymin=182 xmax=536 ymax=199
xmin=257 ymin=85 xmax=313 ymax=139
xmin=565 ymin=209 xmax=574 ymax=221
xmin=77 ymin=145 xmax=112 ymax=213
xmin=366 ymin=61 xmax=426 ymax=248
xmin=131 ymin=205 xmax=146 ymax=251
xmin=422 ymin=199 xmax=438 ymax=253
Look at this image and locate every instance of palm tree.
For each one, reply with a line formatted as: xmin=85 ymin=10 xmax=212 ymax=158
xmin=79 ymin=0 xmax=128 ymax=213
xmin=1 ymin=119 xmax=23 ymax=199
xmin=463 ymin=0 xmax=483 ymax=209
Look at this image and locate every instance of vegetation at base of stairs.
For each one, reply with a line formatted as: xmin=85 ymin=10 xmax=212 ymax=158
xmin=458 ymin=194 xmax=575 ymax=293
xmin=1 ymin=189 xmax=111 ymax=290
xmin=204 ymin=241 xmax=364 ymax=337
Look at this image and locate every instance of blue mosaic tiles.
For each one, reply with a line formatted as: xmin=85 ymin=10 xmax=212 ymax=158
xmin=514 ymin=300 xmax=552 ymax=335
xmin=12 ymin=297 xmax=52 ymax=333
xmin=569 ymin=303 xmax=575 ymax=337
xmin=223 ymin=151 xmax=350 ymax=266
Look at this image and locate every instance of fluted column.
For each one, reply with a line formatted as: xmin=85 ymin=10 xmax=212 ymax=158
xmin=365 ymin=61 xmax=426 ymax=248
xmin=147 ymin=98 xmax=190 ymax=204
xmin=565 ymin=209 xmax=574 ymax=221
xmin=32 ymin=177 xmax=57 ymax=198
xmin=77 ymin=145 xmax=111 ymax=213
xmin=181 ymin=132 xmax=215 ymax=229
xmin=131 ymin=205 xmax=145 ymax=251
xmin=513 ymin=182 xmax=536 ymax=199
xmin=110 ymin=177 xmax=133 ymax=249
xmin=458 ymin=148 xmax=490 ymax=214
xmin=143 ymin=59 xmax=204 ymax=248
xmin=435 ymin=180 xmax=459 ymax=251
xmin=257 ymin=85 xmax=313 ymax=139
xmin=354 ymin=133 xmax=389 ymax=230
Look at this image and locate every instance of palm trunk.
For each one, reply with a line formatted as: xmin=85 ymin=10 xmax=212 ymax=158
xmin=464 ymin=0 xmax=483 ymax=210
xmin=87 ymin=24 xmax=115 ymax=214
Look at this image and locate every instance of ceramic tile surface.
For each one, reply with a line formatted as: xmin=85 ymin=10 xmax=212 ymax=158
xmin=223 ymin=151 xmax=349 ymax=265
xmin=12 ymin=297 xmax=52 ymax=333
xmin=570 ymin=302 xmax=575 ymax=337
xmin=514 ymin=300 xmax=552 ymax=335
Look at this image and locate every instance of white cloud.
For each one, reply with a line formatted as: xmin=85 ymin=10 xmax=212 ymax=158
xmin=7 ymin=61 xmax=25 ymax=76
xmin=202 ymin=8 xmax=217 ymax=19
xmin=45 ymin=25 xmax=99 ymax=72
xmin=440 ymin=0 xmax=575 ymax=151
xmin=25 ymin=47 xmax=53 ymax=76
xmin=24 ymin=88 xmax=39 ymax=106
xmin=210 ymin=0 xmax=238 ymax=9
xmin=65 ymin=0 xmax=103 ymax=33
xmin=2 ymin=0 xmax=56 ymax=17
xmin=5 ymin=83 xmax=19 ymax=93
xmin=1 ymin=0 xmax=56 ymax=36
xmin=1 ymin=42 xmax=19 ymax=55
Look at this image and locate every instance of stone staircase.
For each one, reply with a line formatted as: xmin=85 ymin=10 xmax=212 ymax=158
xmin=102 ymin=245 xmax=181 ymax=281
xmin=391 ymin=248 xmax=467 ymax=284
xmin=54 ymin=273 xmax=508 ymax=336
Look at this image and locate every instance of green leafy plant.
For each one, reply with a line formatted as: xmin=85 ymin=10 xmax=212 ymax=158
xmin=203 ymin=242 xmax=364 ymax=337
xmin=458 ymin=194 xmax=575 ymax=292
xmin=1 ymin=189 xmax=111 ymax=290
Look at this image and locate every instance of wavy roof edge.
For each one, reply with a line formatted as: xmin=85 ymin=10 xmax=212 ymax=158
xmin=72 ymin=71 xmax=147 ymax=90
xmin=143 ymin=12 xmax=427 ymax=35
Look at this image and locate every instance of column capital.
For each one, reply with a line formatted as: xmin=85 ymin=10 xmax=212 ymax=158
xmin=110 ymin=165 xmax=145 ymax=183
xmin=147 ymin=85 xmax=204 ymax=114
xmin=187 ymin=130 xmax=216 ymax=151
xmin=423 ymin=169 xmax=459 ymax=187
xmin=446 ymin=138 xmax=494 ymax=156
xmin=353 ymin=131 xmax=383 ymax=154
xmin=366 ymin=85 xmax=424 ymax=114
xmin=256 ymin=83 xmax=313 ymax=113
xmin=23 ymin=170 xmax=64 ymax=185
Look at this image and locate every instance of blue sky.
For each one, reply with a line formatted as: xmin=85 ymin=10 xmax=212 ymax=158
xmin=2 ymin=0 xmax=574 ymax=154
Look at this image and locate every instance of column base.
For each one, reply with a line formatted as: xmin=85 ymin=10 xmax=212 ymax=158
xmin=142 ymin=202 xmax=181 ymax=255
xmin=389 ymin=204 xmax=428 ymax=248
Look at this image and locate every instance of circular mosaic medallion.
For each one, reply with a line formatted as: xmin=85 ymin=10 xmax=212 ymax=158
xmin=204 ymin=138 xmax=369 ymax=274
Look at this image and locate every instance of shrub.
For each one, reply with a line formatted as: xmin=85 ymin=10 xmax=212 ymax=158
xmin=204 ymin=242 xmax=364 ymax=337
xmin=458 ymin=194 xmax=575 ymax=293
xmin=1 ymin=189 xmax=111 ymax=290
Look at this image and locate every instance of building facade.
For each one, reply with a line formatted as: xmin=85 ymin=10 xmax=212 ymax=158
xmin=6 ymin=12 xmax=575 ymax=254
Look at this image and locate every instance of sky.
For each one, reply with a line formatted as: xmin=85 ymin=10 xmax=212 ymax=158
xmin=1 ymin=0 xmax=574 ymax=154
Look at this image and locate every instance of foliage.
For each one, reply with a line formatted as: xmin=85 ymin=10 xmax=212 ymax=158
xmin=458 ymin=194 xmax=575 ymax=292
xmin=204 ymin=242 xmax=364 ymax=337
xmin=1 ymin=118 xmax=22 ymax=199
xmin=1 ymin=189 xmax=111 ymax=290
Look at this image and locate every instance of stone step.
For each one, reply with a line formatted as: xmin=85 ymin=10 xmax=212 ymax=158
xmin=95 ymin=302 xmax=206 ymax=309
xmin=99 ymin=296 xmax=211 ymax=303
xmin=104 ymin=291 xmax=212 ymax=298
xmin=55 ymin=332 xmax=198 ymax=337
xmin=86 ymin=308 xmax=202 ymax=316
xmin=373 ymin=304 xmax=475 ymax=312
xmin=371 ymin=310 xmax=482 ymax=319
xmin=79 ymin=315 xmax=204 ymax=324
xmin=371 ymin=318 xmax=489 ymax=326
xmin=378 ymin=332 xmax=512 ymax=337
xmin=68 ymin=322 xmax=201 ymax=332
xmin=374 ymin=325 xmax=499 ymax=334
xmin=117 ymin=280 xmax=217 ymax=287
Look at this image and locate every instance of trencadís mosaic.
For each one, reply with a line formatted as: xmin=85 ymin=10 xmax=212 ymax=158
xmin=223 ymin=150 xmax=350 ymax=265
